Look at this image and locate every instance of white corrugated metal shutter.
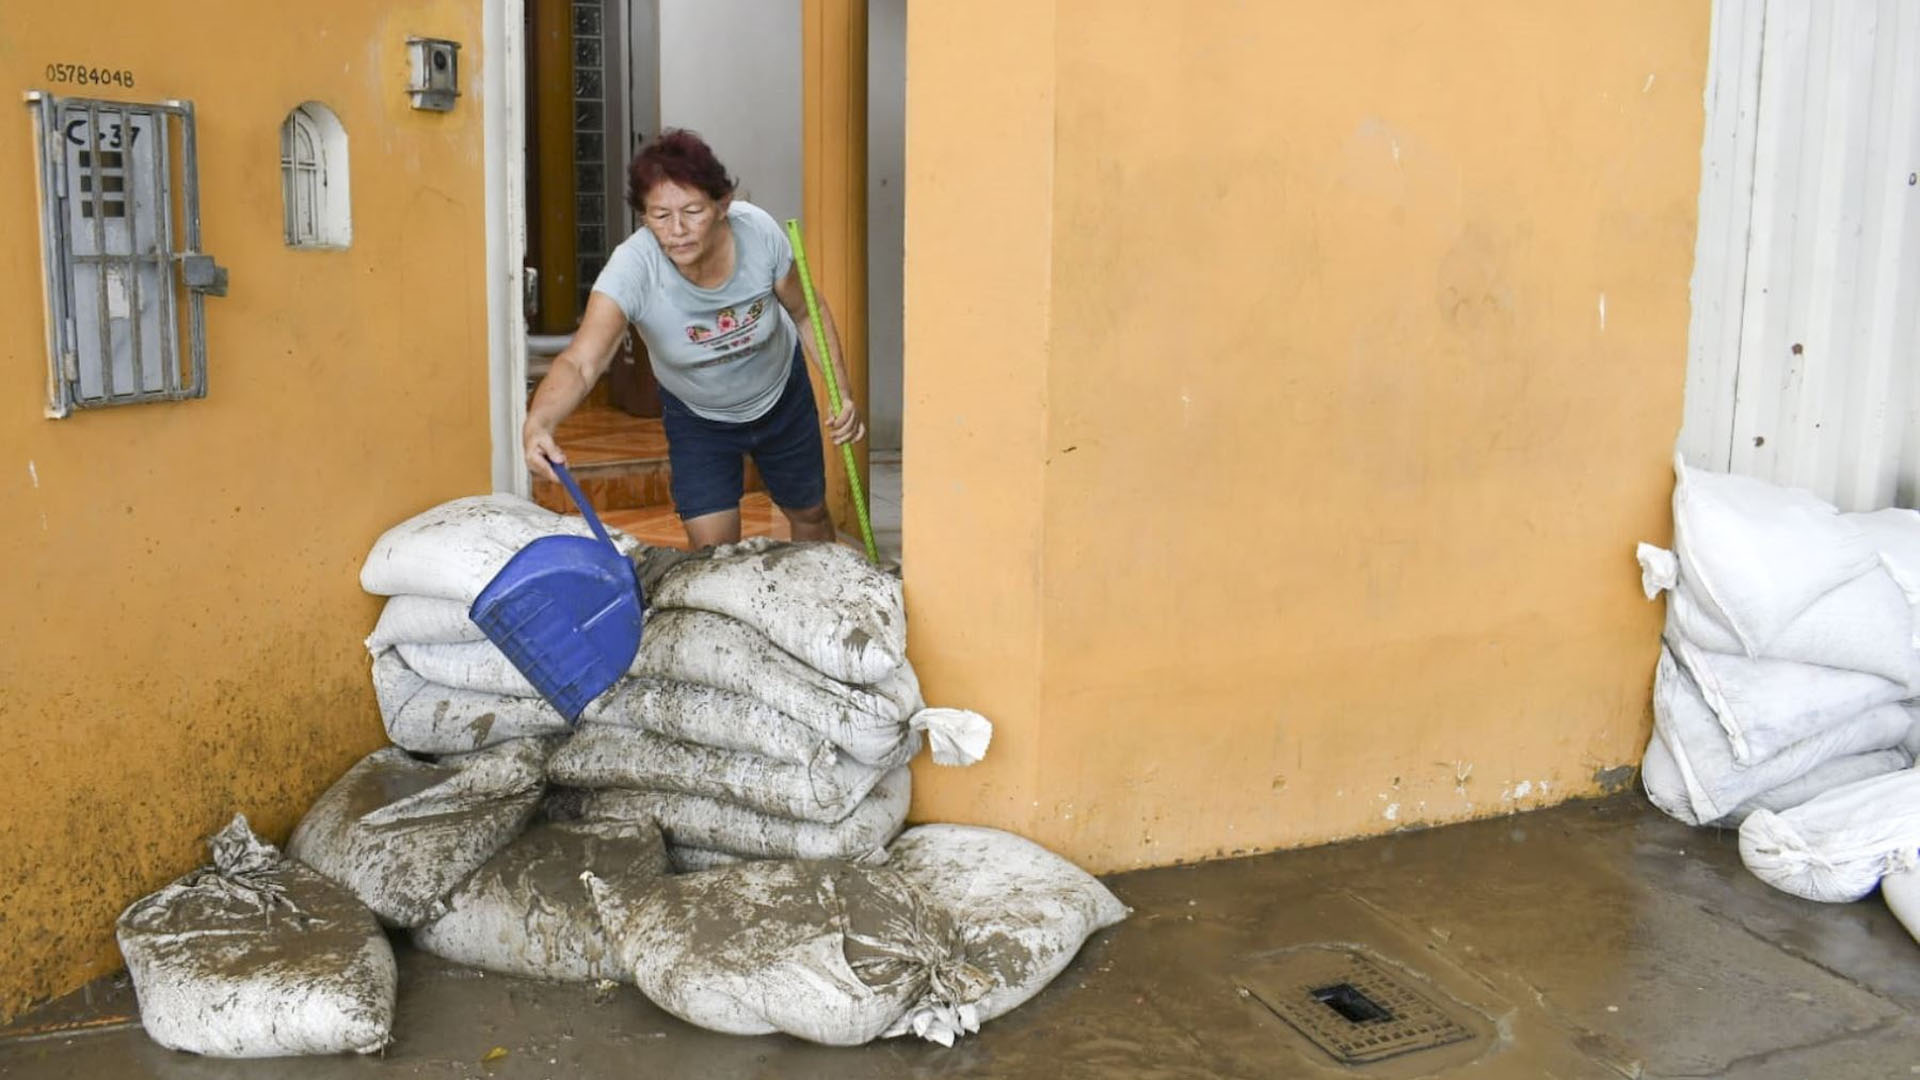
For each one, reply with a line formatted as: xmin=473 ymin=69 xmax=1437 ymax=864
xmin=1682 ymin=0 xmax=1920 ymax=510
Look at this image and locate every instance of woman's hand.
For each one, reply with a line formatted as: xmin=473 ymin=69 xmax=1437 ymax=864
xmin=828 ymin=401 xmax=866 ymax=446
xmin=524 ymin=424 xmax=566 ymax=482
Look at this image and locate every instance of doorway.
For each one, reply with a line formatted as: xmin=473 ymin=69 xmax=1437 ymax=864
xmin=501 ymin=0 xmax=903 ymax=561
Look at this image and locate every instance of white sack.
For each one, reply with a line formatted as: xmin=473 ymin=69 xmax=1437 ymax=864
xmin=364 ymin=594 xmax=487 ymax=650
xmin=360 ymin=494 xmax=641 ymax=602
xmin=586 ymin=860 xmax=991 ymax=1046
xmin=411 ymin=815 xmax=670 ymax=982
xmin=584 ymin=767 xmax=911 ymax=862
xmin=116 ymin=815 xmax=395 ymax=1059
xmin=640 ymin=538 xmax=907 ymax=685
xmin=1880 ymin=865 xmax=1920 ymax=946
xmin=1644 ymin=732 xmax=1909 ymax=827
xmin=287 ymin=742 xmax=546 ymax=927
xmin=882 ymin=826 xmax=1129 ymax=1045
xmin=372 ymin=648 xmax=570 ymax=755
xmin=1670 ymin=458 xmax=1880 ymax=657
xmin=1849 ymin=508 xmax=1920 ymax=611
xmin=1667 ymin=635 xmax=1911 ymax=765
xmin=1638 ymin=727 xmax=1699 ymax=826
xmin=1640 ymin=543 xmax=1917 ymax=684
xmin=637 ymin=609 xmax=991 ymax=766
xmin=548 ymin=724 xmax=908 ymax=823
xmin=1740 ymin=768 xmax=1920 ymax=902
xmin=399 ymin=639 xmax=647 ymax=700
xmin=582 ymin=676 xmax=836 ymax=767
xmin=395 ymin=640 xmax=544 ymax=699
xmin=1650 ymin=645 xmax=1910 ymax=824
xmin=1728 ymin=749 xmax=1914 ymax=824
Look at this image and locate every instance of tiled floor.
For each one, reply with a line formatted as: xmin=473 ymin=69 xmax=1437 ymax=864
xmin=866 ymin=453 xmax=903 ymax=565
xmin=601 ymin=494 xmax=793 ymax=550
xmin=549 ymin=406 xmax=669 ymax=466
xmin=548 ymin=404 xmax=903 ymax=562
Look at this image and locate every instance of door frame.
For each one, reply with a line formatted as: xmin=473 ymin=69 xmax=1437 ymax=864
xmin=485 ymin=0 xmax=531 ymax=496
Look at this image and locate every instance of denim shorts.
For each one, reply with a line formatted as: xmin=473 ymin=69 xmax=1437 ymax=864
xmin=658 ymin=345 xmax=827 ymax=520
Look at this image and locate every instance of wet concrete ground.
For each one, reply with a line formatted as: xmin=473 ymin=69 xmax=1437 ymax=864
xmin=4 ymin=794 xmax=1916 ymax=1079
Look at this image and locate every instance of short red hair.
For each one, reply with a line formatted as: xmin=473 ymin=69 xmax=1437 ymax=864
xmin=626 ymin=129 xmax=736 ymax=211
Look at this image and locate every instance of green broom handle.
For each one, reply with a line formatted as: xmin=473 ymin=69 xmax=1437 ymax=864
xmin=784 ymin=219 xmax=880 ymax=565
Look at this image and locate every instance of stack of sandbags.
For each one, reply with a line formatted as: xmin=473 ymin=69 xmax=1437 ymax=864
xmin=359 ymin=496 xmax=644 ymax=755
xmin=549 ymin=538 xmax=992 ymax=866
xmin=1636 ymin=459 xmax=1920 ymax=827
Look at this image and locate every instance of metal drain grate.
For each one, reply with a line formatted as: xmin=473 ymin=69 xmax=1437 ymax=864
xmin=1239 ymin=947 xmax=1476 ymax=1065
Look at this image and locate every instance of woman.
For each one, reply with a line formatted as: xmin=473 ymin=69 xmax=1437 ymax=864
xmin=523 ymin=129 xmax=864 ymax=548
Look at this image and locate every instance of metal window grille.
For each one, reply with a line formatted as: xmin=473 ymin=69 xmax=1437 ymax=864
xmin=281 ymin=109 xmax=323 ymax=246
xmin=27 ymin=93 xmax=223 ymax=417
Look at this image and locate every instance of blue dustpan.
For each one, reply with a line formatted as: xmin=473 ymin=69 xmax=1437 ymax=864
xmin=469 ymin=460 xmax=644 ymax=722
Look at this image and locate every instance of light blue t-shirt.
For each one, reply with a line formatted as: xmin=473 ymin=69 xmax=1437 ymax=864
xmin=591 ymin=201 xmax=798 ymax=423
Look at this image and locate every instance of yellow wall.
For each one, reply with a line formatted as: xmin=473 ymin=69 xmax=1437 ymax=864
xmin=906 ymin=1 xmax=1706 ymax=869
xmin=0 ymin=1 xmax=492 ymax=1019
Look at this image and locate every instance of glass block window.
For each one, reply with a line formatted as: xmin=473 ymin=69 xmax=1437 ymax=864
xmin=574 ymin=0 xmax=609 ymax=312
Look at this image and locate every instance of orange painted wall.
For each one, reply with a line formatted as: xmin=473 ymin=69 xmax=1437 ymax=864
xmin=906 ymin=1 xmax=1706 ymax=869
xmin=0 ymin=1 xmax=492 ymax=1019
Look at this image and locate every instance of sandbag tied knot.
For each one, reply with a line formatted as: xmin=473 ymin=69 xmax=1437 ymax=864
xmin=184 ymin=814 xmax=304 ymax=920
xmin=909 ymin=708 xmax=993 ymax=767
xmin=835 ymin=871 xmax=993 ymax=1046
xmin=1637 ymin=542 xmax=1679 ymax=599
xmin=914 ymin=955 xmax=993 ymax=1045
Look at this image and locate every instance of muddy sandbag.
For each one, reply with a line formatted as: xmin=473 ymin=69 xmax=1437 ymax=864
xmin=667 ymin=845 xmax=748 ymax=873
xmin=584 ymin=767 xmax=911 ymax=862
xmin=582 ymin=676 xmax=837 ymax=767
xmin=882 ymin=825 xmax=1129 ymax=1043
xmin=637 ymin=610 xmax=990 ymax=766
xmin=287 ymin=742 xmax=546 ymax=927
xmin=1648 ymin=645 xmax=1910 ymax=825
xmin=586 ymin=859 xmax=991 ymax=1045
xmin=549 ymin=724 xmax=908 ymax=823
xmin=116 ymin=815 xmax=395 ymax=1058
xmin=372 ymin=648 xmax=570 ymax=755
xmin=365 ymin=593 xmax=488 ymax=650
xmin=1741 ymin=768 xmax=1920 ymax=902
xmin=411 ymin=815 xmax=670 ymax=982
xmin=359 ymin=494 xmax=641 ymax=603
xmin=639 ymin=538 xmax=906 ymax=685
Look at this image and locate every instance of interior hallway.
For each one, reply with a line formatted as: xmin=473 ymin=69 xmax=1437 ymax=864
xmin=4 ymin=794 xmax=1915 ymax=1079
xmin=541 ymin=403 xmax=903 ymax=565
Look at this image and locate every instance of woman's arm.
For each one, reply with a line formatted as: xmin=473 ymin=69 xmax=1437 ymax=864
xmin=773 ymin=266 xmax=866 ymax=445
xmin=523 ymin=293 xmax=631 ymax=481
